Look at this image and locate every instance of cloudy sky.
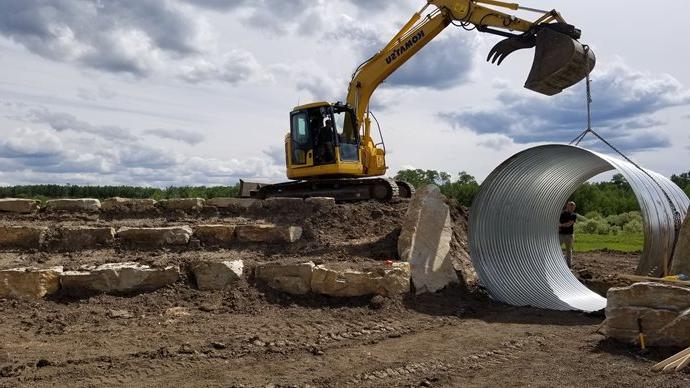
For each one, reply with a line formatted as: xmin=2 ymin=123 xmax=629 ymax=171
xmin=0 ymin=0 xmax=688 ymax=187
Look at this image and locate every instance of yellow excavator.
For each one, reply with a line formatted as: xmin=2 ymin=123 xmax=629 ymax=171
xmin=245 ymin=0 xmax=595 ymax=201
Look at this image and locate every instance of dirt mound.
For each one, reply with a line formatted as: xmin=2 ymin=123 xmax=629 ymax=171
xmin=0 ymin=198 xmax=471 ymax=278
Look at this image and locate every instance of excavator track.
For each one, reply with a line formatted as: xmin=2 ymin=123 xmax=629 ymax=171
xmin=252 ymin=177 xmax=400 ymax=202
xmin=395 ymin=180 xmax=415 ymax=198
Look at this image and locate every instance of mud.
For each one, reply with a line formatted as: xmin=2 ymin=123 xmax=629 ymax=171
xmin=0 ymin=199 xmax=687 ymax=387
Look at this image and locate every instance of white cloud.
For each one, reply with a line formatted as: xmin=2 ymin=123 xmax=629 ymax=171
xmin=0 ymin=0 xmax=208 ymax=75
xmin=0 ymin=127 xmax=63 ymax=159
xmin=0 ymin=106 xmax=283 ymax=186
xmin=439 ymin=62 xmax=690 ymax=152
xmin=144 ymin=128 xmax=205 ymax=145
xmin=179 ymin=50 xmax=272 ymax=85
xmin=477 ymin=135 xmax=513 ymax=151
xmin=0 ymin=0 xmax=272 ymax=86
xmin=182 ymin=0 xmax=325 ymax=35
xmin=26 ymin=108 xmax=138 ymax=142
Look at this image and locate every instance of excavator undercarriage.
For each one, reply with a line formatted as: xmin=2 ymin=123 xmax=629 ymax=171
xmin=241 ymin=178 xmax=415 ymax=202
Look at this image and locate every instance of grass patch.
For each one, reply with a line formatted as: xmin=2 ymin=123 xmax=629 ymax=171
xmin=573 ymin=233 xmax=643 ymax=253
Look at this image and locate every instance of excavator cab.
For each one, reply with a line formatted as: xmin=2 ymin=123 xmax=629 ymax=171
xmin=286 ymin=102 xmax=361 ymax=179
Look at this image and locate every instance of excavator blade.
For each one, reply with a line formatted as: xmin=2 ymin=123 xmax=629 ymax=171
xmin=524 ymin=27 xmax=595 ymax=96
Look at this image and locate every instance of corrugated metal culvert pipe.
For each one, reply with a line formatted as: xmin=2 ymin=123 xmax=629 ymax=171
xmin=469 ymin=144 xmax=689 ymax=311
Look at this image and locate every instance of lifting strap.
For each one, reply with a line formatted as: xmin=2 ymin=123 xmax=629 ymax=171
xmin=568 ymin=46 xmax=683 ymax=276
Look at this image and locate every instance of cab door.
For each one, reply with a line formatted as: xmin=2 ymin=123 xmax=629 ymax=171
xmin=289 ymin=111 xmax=313 ymax=167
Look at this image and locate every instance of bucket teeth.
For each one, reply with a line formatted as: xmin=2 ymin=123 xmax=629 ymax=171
xmin=486 ymin=33 xmax=536 ymax=66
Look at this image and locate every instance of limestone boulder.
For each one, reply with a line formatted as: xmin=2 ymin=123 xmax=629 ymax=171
xmin=117 ymin=226 xmax=192 ymax=248
xmin=398 ymin=185 xmax=459 ymax=294
xmin=311 ymin=263 xmax=410 ymax=297
xmin=51 ymin=227 xmax=115 ymax=251
xmin=607 ymin=281 xmax=690 ymax=311
xmin=658 ymin=309 xmax=690 ymax=342
xmin=0 ymin=226 xmax=47 ymax=249
xmin=263 ymin=197 xmax=306 ymax=213
xmin=45 ymin=198 xmax=101 ymax=212
xmin=101 ymin=197 xmax=157 ymax=213
xmin=191 ymin=260 xmax=243 ymax=290
xmin=378 ymin=263 xmax=412 ymax=296
xmin=235 ymin=224 xmax=302 ymax=243
xmin=160 ymin=198 xmax=205 ymax=211
xmin=255 ymin=262 xmax=315 ymax=295
xmin=0 ymin=266 xmax=63 ymax=299
xmin=601 ymin=282 xmax=690 ymax=347
xmin=0 ymin=198 xmax=40 ymax=214
xmin=305 ymin=197 xmax=336 ymax=210
xmin=207 ymin=198 xmax=258 ymax=213
xmin=60 ymin=262 xmax=179 ymax=294
xmin=670 ymin=206 xmax=690 ymax=275
xmin=194 ymin=225 xmax=235 ymax=247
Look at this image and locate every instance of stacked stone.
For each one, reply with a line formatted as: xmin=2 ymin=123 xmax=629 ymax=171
xmin=602 ymin=282 xmax=690 ymax=347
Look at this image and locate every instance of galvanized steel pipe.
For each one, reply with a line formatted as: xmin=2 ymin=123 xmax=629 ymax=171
xmin=469 ymin=144 xmax=689 ymax=311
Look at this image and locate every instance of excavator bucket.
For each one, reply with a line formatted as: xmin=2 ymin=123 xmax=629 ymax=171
xmin=524 ymin=27 xmax=595 ymax=96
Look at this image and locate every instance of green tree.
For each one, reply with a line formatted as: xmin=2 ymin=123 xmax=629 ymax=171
xmin=394 ymin=169 xmax=449 ymax=188
xmin=456 ymin=171 xmax=477 ymax=185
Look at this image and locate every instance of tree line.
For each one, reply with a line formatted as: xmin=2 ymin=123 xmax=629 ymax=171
xmin=0 ymin=184 xmax=239 ymax=201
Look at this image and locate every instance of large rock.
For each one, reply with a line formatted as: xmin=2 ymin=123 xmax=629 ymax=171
xmin=194 ymin=225 xmax=235 ymax=247
xmin=45 ymin=198 xmax=101 ymax=212
xmin=398 ymin=185 xmax=459 ymax=294
xmin=51 ymin=227 xmax=115 ymax=251
xmin=191 ymin=260 xmax=243 ymax=290
xmin=670 ymin=206 xmax=690 ymax=275
xmin=60 ymin=262 xmax=179 ymax=294
xmin=311 ymin=263 xmax=410 ymax=297
xmin=607 ymin=281 xmax=690 ymax=311
xmin=601 ymin=282 xmax=690 ymax=347
xmin=0 ymin=226 xmax=47 ymax=249
xmin=235 ymin=224 xmax=302 ymax=243
xmin=117 ymin=226 xmax=192 ymax=248
xmin=0 ymin=266 xmax=63 ymax=299
xmin=255 ymin=262 xmax=315 ymax=295
xmin=160 ymin=198 xmax=205 ymax=211
xmin=101 ymin=197 xmax=157 ymax=213
xmin=0 ymin=198 xmax=40 ymax=214
xmin=207 ymin=198 xmax=258 ymax=212
xmin=263 ymin=197 xmax=306 ymax=213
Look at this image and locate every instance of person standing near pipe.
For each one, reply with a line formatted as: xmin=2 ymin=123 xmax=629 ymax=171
xmin=559 ymin=201 xmax=578 ymax=267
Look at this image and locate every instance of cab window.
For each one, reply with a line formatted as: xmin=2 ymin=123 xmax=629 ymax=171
xmin=334 ymin=109 xmax=359 ymax=161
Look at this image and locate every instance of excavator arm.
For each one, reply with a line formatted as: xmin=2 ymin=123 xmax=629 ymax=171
xmin=346 ymin=0 xmax=595 ymax=148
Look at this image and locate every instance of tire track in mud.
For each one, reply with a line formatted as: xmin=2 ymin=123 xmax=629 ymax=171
xmin=343 ymin=334 xmax=554 ymax=387
xmin=4 ymin=314 xmax=457 ymax=387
